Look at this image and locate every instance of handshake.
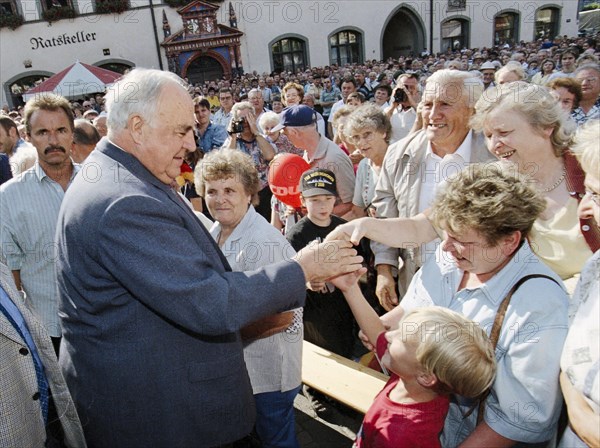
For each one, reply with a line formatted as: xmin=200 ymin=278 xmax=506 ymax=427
xmin=292 ymin=220 xmax=370 ymax=292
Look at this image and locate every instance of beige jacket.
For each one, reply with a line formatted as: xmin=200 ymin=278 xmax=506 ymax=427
xmin=371 ymin=130 xmax=495 ymax=293
xmin=0 ymin=261 xmax=86 ymax=448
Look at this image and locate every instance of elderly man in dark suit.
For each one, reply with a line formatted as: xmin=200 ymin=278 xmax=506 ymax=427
xmin=55 ymin=68 xmax=362 ymax=448
xmin=0 ymin=260 xmax=85 ymax=447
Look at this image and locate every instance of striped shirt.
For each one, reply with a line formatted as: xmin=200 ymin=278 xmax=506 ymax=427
xmin=0 ymin=162 xmax=79 ymax=337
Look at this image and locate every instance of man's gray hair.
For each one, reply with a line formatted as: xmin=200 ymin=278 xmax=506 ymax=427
xmin=105 ymin=68 xmax=187 ymax=132
xmin=231 ymin=101 xmax=253 ymax=119
xmin=425 ymin=69 xmax=484 ymax=107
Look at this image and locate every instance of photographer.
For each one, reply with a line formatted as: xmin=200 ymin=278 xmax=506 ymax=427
xmin=385 ymin=73 xmax=420 ymax=144
xmin=224 ymin=101 xmax=276 ymax=220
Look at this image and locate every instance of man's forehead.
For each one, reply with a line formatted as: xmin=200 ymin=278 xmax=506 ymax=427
xmin=424 ymin=83 xmax=464 ymax=101
xmin=29 ymin=108 xmax=70 ymax=125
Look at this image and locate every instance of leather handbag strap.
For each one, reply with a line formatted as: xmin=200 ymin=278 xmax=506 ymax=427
xmin=475 ymin=274 xmax=561 ymax=424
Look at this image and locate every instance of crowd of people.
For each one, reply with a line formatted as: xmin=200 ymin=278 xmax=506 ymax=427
xmin=0 ymin=31 xmax=599 ymax=448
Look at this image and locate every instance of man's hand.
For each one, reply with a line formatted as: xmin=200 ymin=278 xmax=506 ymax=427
xmin=376 ymin=266 xmax=398 ymax=311
xmin=246 ymin=111 xmax=260 ymax=136
xmin=294 ymin=239 xmax=363 ymax=284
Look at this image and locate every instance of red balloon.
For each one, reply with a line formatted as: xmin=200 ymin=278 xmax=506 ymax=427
xmin=269 ymin=153 xmax=310 ymax=208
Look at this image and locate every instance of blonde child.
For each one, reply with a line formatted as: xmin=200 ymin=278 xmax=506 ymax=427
xmin=336 ymin=277 xmax=496 ymax=447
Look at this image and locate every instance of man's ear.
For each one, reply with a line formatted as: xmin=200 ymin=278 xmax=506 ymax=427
xmin=416 ymin=371 xmax=438 ymax=389
xmin=128 ymin=114 xmax=145 ymax=145
xmin=9 ymin=127 xmax=18 ymax=139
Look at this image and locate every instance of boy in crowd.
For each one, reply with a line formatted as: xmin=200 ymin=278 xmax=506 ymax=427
xmin=286 ymin=168 xmax=356 ymax=359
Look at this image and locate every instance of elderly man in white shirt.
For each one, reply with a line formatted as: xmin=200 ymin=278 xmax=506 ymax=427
xmin=372 ymin=69 xmax=495 ymax=311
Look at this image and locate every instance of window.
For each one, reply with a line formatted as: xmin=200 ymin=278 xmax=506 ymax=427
xmin=329 ymin=30 xmax=362 ymax=66
xmin=97 ymin=62 xmax=133 ymax=74
xmin=42 ymin=0 xmax=73 ymax=11
xmin=535 ymin=7 xmax=559 ymax=40
xmin=271 ymin=38 xmax=307 ymax=73
xmin=0 ymin=0 xmax=17 ymax=15
xmin=441 ymin=19 xmax=469 ymax=52
xmin=494 ymin=12 xmax=519 ymax=46
xmin=447 ymin=0 xmax=466 ymax=11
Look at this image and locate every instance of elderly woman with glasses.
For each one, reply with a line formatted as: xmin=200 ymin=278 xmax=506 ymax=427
xmin=195 ymin=149 xmax=303 ymax=448
xmin=343 ymin=104 xmax=391 ymax=220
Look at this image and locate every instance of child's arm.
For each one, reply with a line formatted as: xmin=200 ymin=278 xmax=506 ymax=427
xmin=332 ymin=271 xmax=386 ymax=346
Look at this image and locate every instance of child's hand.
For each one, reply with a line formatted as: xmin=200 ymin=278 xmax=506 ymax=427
xmin=358 ymin=329 xmax=375 ymax=352
xmin=329 ymin=268 xmax=367 ymax=292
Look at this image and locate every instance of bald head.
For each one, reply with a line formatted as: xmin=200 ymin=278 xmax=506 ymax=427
xmin=72 ymin=119 xmax=101 ymax=163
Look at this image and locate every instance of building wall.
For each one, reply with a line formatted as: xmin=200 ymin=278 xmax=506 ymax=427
xmin=0 ymin=0 xmax=579 ymax=106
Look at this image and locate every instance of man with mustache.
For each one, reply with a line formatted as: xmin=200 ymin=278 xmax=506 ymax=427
xmin=0 ymin=93 xmax=78 ymax=355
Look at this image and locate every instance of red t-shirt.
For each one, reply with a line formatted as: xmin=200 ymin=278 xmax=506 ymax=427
xmin=355 ymin=333 xmax=449 ymax=448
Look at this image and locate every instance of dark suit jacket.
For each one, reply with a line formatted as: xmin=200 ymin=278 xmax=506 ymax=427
xmin=0 ymin=153 xmax=12 ymax=185
xmin=55 ymin=139 xmax=306 ymax=447
xmin=0 ymin=261 xmax=86 ymax=448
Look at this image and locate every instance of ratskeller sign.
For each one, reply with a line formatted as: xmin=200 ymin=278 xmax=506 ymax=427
xmin=30 ymin=31 xmax=97 ymax=50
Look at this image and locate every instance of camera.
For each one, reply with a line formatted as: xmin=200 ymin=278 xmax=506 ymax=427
xmin=230 ymin=118 xmax=245 ymax=134
xmin=394 ymin=89 xmax=407 ymax=104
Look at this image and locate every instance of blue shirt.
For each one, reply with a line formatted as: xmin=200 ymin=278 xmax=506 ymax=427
xmin=0 ymin=162 xmax=80 ymax=337
xmin=402 ymin=242 xmax=568 ymax=445
xmin=0 ymin=286 xmax=49 ymax=422
xmin=198 ymin=122 xmax=228 ymax=153
xmin=320 ymin=86 xmax=341 ymax=116
xmin=0 ymin=154 xmax=11 ymax=185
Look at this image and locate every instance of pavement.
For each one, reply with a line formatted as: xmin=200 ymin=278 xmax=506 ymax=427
xmin=294 ymin=390 xmax=363 ymax=448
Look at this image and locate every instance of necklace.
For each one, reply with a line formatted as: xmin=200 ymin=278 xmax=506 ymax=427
xmin=541 ymin=167 xmax=566 ymax=193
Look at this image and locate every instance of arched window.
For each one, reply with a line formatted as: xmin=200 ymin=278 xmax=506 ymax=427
xmin=494 ymin=12 xmax=519 ymax=46
xmin=329 ymin=30 xmax=362 ymax=66
xmin=271 ymin=37 xmax=307 ymax=73
xmin=441 ymin=18 xmax=469 ymax=52
xmin=535 ymin=7 xmax=560 ymax=40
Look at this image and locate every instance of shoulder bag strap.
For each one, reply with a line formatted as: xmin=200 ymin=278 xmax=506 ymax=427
xmin=476 ymin=274 xmax=561 ymax=424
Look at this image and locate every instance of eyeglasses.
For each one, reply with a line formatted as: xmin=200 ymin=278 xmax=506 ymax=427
xmin=348 ymin=130 xmax=377 ymax=145
xmin=585 ymin=190 xmax=600 ymax=206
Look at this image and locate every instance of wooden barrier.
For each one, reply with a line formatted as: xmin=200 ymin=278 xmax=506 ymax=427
xmin=302 ymin=341 xmax=388 ymax=414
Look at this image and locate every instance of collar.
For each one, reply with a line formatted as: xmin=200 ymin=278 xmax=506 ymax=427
xmin=304 ymin=134 xmax=327 ymax=163
xmin=441 ymin=241 xmax=554 ymax=305
xmin=210 ymin=205 xmax=255 ymax=245
xmin=426 ymin=130 xmax=473 ymax=162
xmin=33 ymin=160 xmax=79 ymax=182
xmin=100 ymin=138 xmax=171 ymax=193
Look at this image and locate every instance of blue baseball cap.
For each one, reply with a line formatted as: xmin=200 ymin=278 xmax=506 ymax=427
xmin=271 ymin=105 xmax=316 ymax=132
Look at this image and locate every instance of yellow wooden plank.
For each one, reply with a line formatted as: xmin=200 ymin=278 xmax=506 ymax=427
xmin=302 ymin=341 xmax=388 ymax=414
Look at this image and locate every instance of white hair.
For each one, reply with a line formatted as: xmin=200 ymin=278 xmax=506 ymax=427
xmin=425 ymin=69 xmax=483 ymax=107
xmin=258 ymin=111 xmax=280 ymax=129
xmin=10 ymin=144 xmax=37 ymax=176
xmin=105 ymin=68 xmax=187 ymax=133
